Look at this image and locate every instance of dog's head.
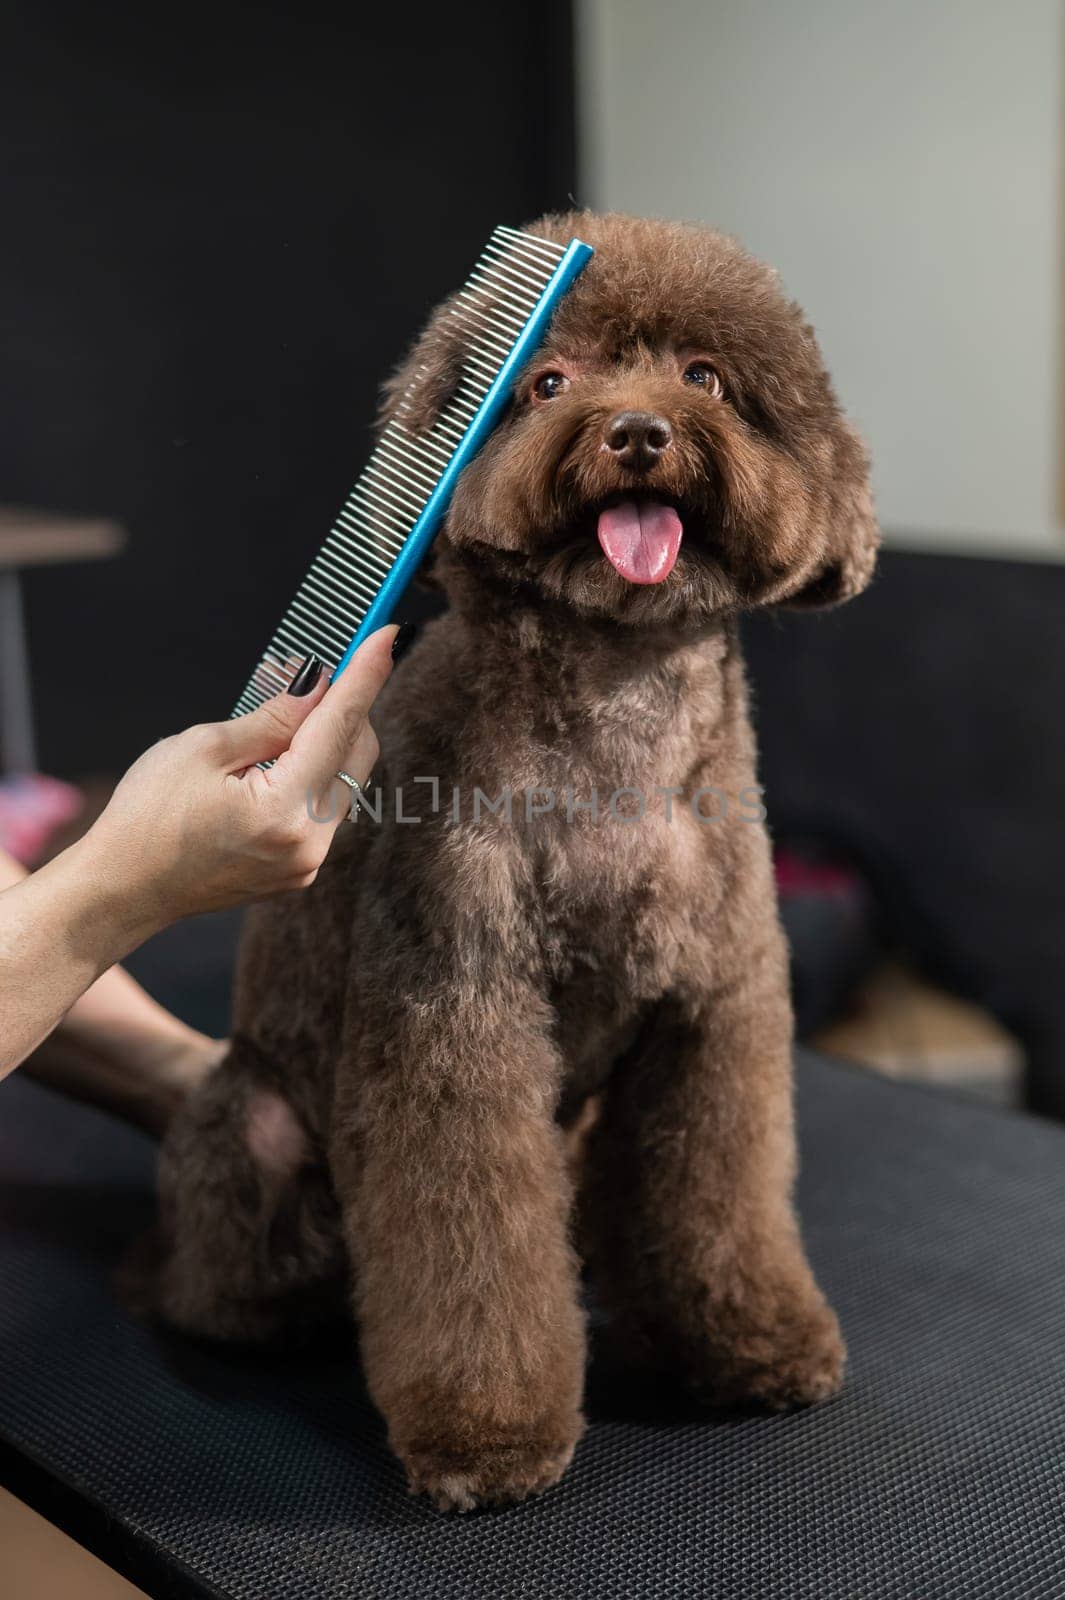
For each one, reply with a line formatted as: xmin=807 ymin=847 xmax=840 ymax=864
xmin=381 ymin=211 xmax=878 ymax=626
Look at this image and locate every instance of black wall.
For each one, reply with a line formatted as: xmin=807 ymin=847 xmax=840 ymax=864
xmin=2 ymin=2 xmax=576 ymax=774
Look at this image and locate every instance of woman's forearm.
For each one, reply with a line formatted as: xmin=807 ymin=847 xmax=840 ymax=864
xmin=0 ymin=833 xmax=165 ymax=1077
xmin=1 ymin=844 xmax=221 ymax=1127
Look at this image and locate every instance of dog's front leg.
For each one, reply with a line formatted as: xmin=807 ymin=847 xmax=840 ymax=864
xmin=331 ymin=973 xmax=586 ymax=1512
xmin=582 ymin=940 xmax=845 ymax=1411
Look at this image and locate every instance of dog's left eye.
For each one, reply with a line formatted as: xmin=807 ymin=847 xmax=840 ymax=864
xmin=682 ymin=361 xmax=724 ymax=398
xmin=533 ymin=372 xmax=570 ymax=401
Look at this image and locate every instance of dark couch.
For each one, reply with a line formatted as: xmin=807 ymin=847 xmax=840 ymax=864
xmin=744 ymin=547 xmax=1065 ymax=1116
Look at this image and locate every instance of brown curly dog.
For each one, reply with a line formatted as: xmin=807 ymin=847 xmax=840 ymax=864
xmin=151 ymin=212 xmax=878 ymax=1511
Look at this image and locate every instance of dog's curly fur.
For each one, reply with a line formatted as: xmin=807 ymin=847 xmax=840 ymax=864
xmin=151 ymin=213 xmax=878 ymax=1511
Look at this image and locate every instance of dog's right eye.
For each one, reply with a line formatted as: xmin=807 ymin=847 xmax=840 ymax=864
xmin=682 ymin=360 xmax=724 ymax=398
xmin=533 ymin=372 xmax=570 ymax=402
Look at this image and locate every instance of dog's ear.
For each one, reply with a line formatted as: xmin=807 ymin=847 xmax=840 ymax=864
xmin=779 ymin=423 xmax=880 ymax=609
xmin=376 ymin=294 xmax=467 ymax=440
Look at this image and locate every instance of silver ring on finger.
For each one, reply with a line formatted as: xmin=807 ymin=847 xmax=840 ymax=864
xmin=334 ymin=769 xmax=366 ymax=821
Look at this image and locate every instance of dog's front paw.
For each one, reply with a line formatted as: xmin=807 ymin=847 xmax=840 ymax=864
xmin=698 ymin=1293 xmax=846 ymax=1411
xmin=399 ymin=1421 xmax=582 ymax=1512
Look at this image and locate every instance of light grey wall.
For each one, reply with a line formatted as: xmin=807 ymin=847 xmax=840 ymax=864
xmin=577 ymin=0 xmax=1064 ymax=556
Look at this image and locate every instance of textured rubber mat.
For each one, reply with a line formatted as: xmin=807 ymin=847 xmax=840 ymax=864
xmin=1 ymin=1053 xmax=1064 ymax=1599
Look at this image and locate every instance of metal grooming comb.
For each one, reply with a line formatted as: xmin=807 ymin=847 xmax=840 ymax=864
xmin=232 ymin=226 xmax=593 ymax=715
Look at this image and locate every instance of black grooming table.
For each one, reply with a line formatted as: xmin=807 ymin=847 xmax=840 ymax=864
xmin=2 ymin=1054 xmax=1064 ymax=1600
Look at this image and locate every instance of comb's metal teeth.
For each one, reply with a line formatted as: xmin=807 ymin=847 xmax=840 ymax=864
xmin=334 ymin=524 xmax=399 ymax=571
xmin=327 ymin=505 xmax=402 ymax=550
xmin=243 ymin=657 xmax=288 ymax=701
xmin=457 ymin=346 xmax=505 ymax=378
xmin=311 ymin=554 xmax=380 ymax=610
xmin=327 ymin=520 xmax=405 ymax=571
xmin=451 ymin=325 xmax=517 ymax=367
xmin=256 ymin=645 xmax=296 ymax=679
xmin=358 ymin=473 xmax=422 ymax=524
xmin=266 ymin=644 xmax=310 ymax=675
xmin=302 ymin=564 xmax=365 ymax=616
xmin=469 ymin=293 xmax=541 ymax=329
xmin=328 ymin=517 xmax=399 ymax=571
xmin=481 ymin=241 xmax=559 ymax=282
xmin=363 ymin=482 xmax=425 ymax=528
xmin=498 ymin=243 xmax=567 ymax=275
xmin=494 ymin=225 xmax=565 ymax=260
xmin=450 ymin=327 xmax=514 ymax=366
xmin=282 ymin=595 xmax=350 ymax=653
xmin=351 ymin=470 xmax=418 ymax=521
xmin=330 ymin=519 xmax=406 ymax=564
xmin=461 ymin=328 xmax=518 ymax=364
xmin=362 ymin=469 xmax=425 ymax=521
xmin=450 ymin=298 xmax=517 ymax=343
xmin=459 ymin=282 xmax=531 ymax=325
xmin=449 ymin=310 xmax=515 ymax=351
xmin=450 ymin=313 xmax=516 ymax=354
xmin=303 ymin=600 xmax=363 ymax=644
xmin=487 ymin=230 xmax=562 ymax=262
xmin=282 ymin=612 xmax=349 ymax=662
xmin=452 ymin=300 xmax=522 ymax=342
xmin=454 ymin=379 xmax=492 ymax=410
xmin=462 ymin=293 xmax=533 ymax=329
xmin=432 ymin=399 xmax=478 ymax=430
xmin=429 ymin=410 xmax=474 ymax=443
xmin=382 ymin=425 xmax=451 ymax=470
xmin=340 ymin=492 xmax=409 ymax=544
xmin=398 ymin=433 xmax=453 ymax=470
xmin=311 ymin=563 xmax=378 ymax=614
xmin=435 ymin=384 xmax=482 ymax=415
xmin=282 ymin=585 xmax=352 ymax=640
xmin=330 ymin=542 xmax=401 ymax=591
xmin=425 ymin=428 xmax=466 ymax=458
xmin=463 ymin=268 xmax=539 ymax=304
xmin=338 ymin=504 xmax=408 ymax=550
xmin=371 ymin=446 xmax=437 ymax=499
xmin=255 ymin=660 xmax=292 ymax=696
xmin=489 ymin=235 xmax=559 ymax=264
xmin=436 ymin=417 xmax=477 ymax=445
xmin=474 ymin=257 xmax=554 ymax=300
xmin=380 ymin=418 xmax=448 ymax=452
xmin=275 ymin=629 xmax=329 ymax=672
xmin=492 ymin=239 xmax=563 ymax=268
xmin=382 ymin=419 xmax=447 ymax=457
xmin=351 ymin=486 xmax=418 ymax=536
xmin=429 ymin=417 xmax=469 ymax=447
xmin=377 ymin=429 xmax=444 ymax=470
xmin=369 ymin=432 xmax=431 ymax=473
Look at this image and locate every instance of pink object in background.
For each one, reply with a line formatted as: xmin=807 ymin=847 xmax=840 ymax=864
xmin=774 ymin=847 xmax=862 ymax=901
xmin=0 ymin=774 xmax=83 ymax=864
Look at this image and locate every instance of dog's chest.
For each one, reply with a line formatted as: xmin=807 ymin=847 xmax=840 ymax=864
xmin=530 ymin=796 xmax=709 ymax=1001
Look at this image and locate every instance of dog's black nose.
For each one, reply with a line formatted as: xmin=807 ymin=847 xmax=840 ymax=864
xmin=604 ymin=411 xmax=673 ymax=471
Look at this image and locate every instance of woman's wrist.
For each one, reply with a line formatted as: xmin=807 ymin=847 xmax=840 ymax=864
xmin=57 ymin=827 xmax=173 ymax=973
xmin=0 ymin=833 xmax=172 ymax=1078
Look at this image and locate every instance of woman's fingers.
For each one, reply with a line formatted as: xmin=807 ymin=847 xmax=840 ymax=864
xmin=218 ymin=656 xmax=328 ymax=771
xmin=286 ymin=626 xmax=396 ymax=796
xmin=324 ymin=720 xmax=380 ymax=822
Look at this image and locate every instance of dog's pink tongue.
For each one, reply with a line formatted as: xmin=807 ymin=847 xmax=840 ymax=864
xmin=597 ymin=500 xmax=683 ymax=584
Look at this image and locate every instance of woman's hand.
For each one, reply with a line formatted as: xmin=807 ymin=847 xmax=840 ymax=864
xmin=82 ymin=625 xmax=397 ymax=935
xmin=0 ymin=625 xmax=398 ymax=1077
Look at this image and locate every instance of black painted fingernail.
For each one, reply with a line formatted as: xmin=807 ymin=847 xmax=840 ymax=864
xmin=287 ymin=654 xmax=323 ymax=696
xmin=391 ymin=623 xmax=417 ymax=663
